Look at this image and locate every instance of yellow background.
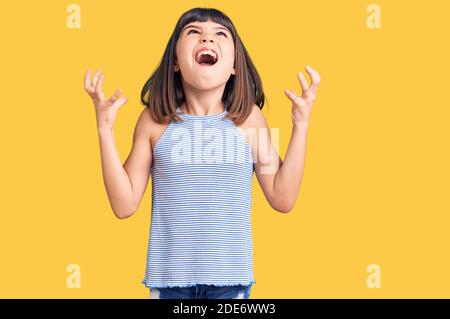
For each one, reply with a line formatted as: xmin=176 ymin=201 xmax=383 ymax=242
xmin=1 ymin=0 xmax=449 ymax=298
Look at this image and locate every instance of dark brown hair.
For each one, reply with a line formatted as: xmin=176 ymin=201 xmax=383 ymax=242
xmin=140 ymin=7 xmax=266 ymax=125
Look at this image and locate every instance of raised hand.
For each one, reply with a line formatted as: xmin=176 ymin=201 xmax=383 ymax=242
xmin=83 ymin=69 xmax=128 ymax=131
xmin=284 ymin=65 xmax=321 ymax=131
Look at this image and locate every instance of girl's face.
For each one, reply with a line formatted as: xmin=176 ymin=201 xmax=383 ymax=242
xmin=174 ymin=19 xmax=235 ymax=90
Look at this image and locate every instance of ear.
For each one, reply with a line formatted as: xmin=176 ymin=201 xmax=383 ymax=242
xmin=231 ymin=64 xmax=235 ymax=75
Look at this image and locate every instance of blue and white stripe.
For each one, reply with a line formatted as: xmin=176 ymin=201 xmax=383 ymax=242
xmin=141 ymin=105 xmax=256 ymax=289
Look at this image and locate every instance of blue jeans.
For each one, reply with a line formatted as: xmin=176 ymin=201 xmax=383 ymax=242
xmin=149 ymin=284 xmax=252 ymax=299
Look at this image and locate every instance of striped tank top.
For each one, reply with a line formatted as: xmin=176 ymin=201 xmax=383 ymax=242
xmin=141 ymin=105 xmax=256 ymax=289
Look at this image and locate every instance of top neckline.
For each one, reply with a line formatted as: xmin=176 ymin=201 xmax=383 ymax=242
xmin=176 ymin=105 xmax=228 ymax=121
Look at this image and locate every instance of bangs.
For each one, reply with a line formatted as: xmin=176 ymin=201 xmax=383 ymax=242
xmin=175 ymin=8 xmax=236 ymax=44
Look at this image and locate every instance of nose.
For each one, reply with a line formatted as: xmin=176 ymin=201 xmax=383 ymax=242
xmin=200 ymin=34 xmax=214 ymax=44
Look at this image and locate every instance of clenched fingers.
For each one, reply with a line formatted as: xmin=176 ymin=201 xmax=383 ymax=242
xmin=84 ymin=68 xmax=102 ymax=98
xmin=108 ymin=89 xmax=123 ymax=104
xmin=304 ymin=65 xmax=321 ymax=96
xmin=94 ymin=72 xmax=105 ymax=101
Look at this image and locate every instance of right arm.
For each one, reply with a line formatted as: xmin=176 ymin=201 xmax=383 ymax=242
xmin=98 ymin=111 xmax=152 ymax=218
xmin=84 ymin=69 xmax=152 ymax=219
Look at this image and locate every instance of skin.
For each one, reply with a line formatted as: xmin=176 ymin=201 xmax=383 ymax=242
xmin=174 ymin=19 xmax=236 ymax=115
xmin=83 ymin=20 xmax=321 ymax=218
xmin=246 ymin=65 xmax=322 ymax=213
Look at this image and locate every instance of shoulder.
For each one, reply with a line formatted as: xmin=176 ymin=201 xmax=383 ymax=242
xmin=136 ymin=107 xmax=173 ymax=151
xmin=133 ymin=107 xmax=153 ymax=140
xmin=237 ymin=103 xmax=268 ymax=131
xmin=235 ymin=104 xmax=270 ymax=151
xmin=136 ymin=106 xmax=172 ymax=130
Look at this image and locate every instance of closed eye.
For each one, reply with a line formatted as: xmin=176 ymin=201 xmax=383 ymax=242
xmin=187 ymin=29 xmax=228 ymax=38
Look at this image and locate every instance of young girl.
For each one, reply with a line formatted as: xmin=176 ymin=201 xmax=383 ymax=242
xmin=83 ymin=7 xmax=320 ymax=299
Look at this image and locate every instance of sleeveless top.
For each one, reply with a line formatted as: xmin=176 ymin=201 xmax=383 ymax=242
xmin=141 ymin=105 xmax=256 ymax=289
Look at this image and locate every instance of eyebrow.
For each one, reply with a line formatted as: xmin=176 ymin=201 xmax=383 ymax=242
xmin=182 ymin=24 xmax=230 ymax=34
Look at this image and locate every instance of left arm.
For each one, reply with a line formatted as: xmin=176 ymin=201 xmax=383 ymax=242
xmin=271 ymin=125 xmax=309 ymax=213
xmin=248 ymin=65 xmax=321 ymax=213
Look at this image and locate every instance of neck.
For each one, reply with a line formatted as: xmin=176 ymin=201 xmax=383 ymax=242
xmin=180 ymin=82 xmax=226 ymax=115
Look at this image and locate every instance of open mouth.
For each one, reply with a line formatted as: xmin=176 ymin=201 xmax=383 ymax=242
xmin=195 ymin=49 xmax=218 ymax=66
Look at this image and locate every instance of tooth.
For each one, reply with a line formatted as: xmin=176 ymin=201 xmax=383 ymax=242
xmin=196 ymin=50 xmax=217 ymax=60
